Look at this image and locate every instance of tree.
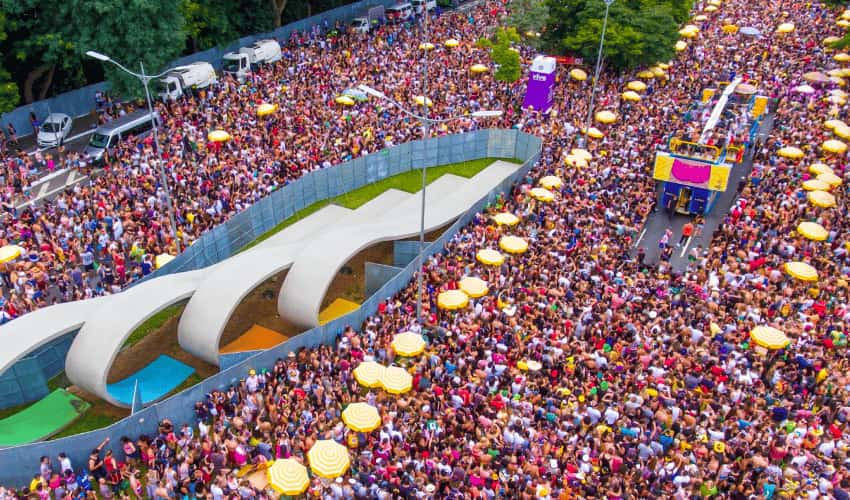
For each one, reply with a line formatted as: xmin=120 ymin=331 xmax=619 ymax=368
xmin=478 ymin=27 xmax=523 ymax=83
xmin=505 ymin=0 xmax=550 ymax=38
xmin=182 ymin=0 xmax=274 ymax=52
xmin=543 ymin=0 xmax=682 ymax=71
xmin=0 ymin=11 xmax=19 ymax=113
xmin=272 ymin=0 xmax=289 ymax=27
xmin=69 ymin=0 xmax=187 ymax=99
xmin=1 ymin=0 xmax=79 ymax=103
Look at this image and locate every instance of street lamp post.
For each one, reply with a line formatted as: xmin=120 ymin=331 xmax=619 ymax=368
xmin=581 ymin=0 xmax=615 ymax=147
xmin=86 ymin=51 xmax=182 ymax=254
xmin=357 ymin=84 xmax=502 ymax=323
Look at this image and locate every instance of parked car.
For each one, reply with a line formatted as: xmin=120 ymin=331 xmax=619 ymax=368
xmin=36 ymin=113 xmax=73 ymax=148
xmin=350 ymin=17 xmax=371 ymax=34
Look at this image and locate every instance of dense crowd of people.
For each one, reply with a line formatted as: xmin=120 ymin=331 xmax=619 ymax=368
xmin=3 ymin=0 xmax=850 ymax=496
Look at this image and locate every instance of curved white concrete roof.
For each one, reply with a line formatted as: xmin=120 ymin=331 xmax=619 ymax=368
xmin=64 ymin=271 xmax=205 ymax=406
xmin=278 ymin=161 xmax=521 ymax=328
xmin=0 ymin=160 xmax=519 ymax=407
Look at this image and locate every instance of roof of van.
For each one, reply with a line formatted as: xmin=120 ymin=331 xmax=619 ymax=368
xmin=94 ymin=110 xmax=158 ymax=133
xmin=387 ymin=3 xmax=412 ymax=9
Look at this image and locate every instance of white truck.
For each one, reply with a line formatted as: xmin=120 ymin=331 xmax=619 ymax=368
xmin=156 ymin=62 xmax=217 ymax=100
xmin=222 ymin=39 xmax=283 ymax=82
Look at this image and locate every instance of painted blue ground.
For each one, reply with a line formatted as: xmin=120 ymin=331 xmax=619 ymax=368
xmin=107 ymin=355 xmax=195 ymax=405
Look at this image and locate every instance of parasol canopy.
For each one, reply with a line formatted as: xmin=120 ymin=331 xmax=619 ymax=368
xmin=476 ymin=248 xmax=505 ymax=266
xmin=380 ymin=366 xmax=413 ymax=394
xmin=391 ymin=332 xmax=427 ymax=357
xmin=267 ymin=459 xmax=310 ymax=496
xmin=499 ymin=235 xmax=529 ymax=254
xmin=538 ymin=175 xmax=563 ymax=189
xmin=529 ymin=187 xmax=555 ymax=202
xmin=796 ymin=221 xmax=829 ymax=241
xmin=353 ymin=361 xmax=385 ymax=388
xmin=808 ymin=190 xmax=836 ymax=208
xmin=437 ymin=289 xmax=470 ymax=310
xmin=307 ymin=440 xmax=350 ymax=479
xmin=784 ymin=261 xmax=819 ymax=282
xmin=458 ymin=276 xmax=489 ymax=298
xmin=750 ymin=326 xmax=791 ymax=350
xmin=493 ymin=212 xmax=520 ymax=226
xmin=341 ymin=402 xmax=381 ymax=432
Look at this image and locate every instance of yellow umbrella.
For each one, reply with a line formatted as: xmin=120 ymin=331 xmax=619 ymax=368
xmin=267 ymin=459 xmax=310 ymax=496
xmin=722 ymin=24 xmax=738 ymax=33
xmin=834 ymin=125 xmax=850 ymax=140
xmin=583 ymin=127 xmax=604 ymax=139
xmin=437 ymin=289 xmax=470 ymax=310
xmin=493 ymin=212 xmax=520 ymax=226
xmin=565 ymin=154 xmax=588 ymax=168
xmin=380 ymin=366 xmax=413 ymax=394
xmin=622 ymin=90 xmax=641 ymax=101
xmin=638 ymin=69 xmax=657 ymax=79
xmin=776 ymin=22 xmax=794 ymax=33
xmin=0 ymin=245 xmax=23 ymax=264
xmin=444 ymin=38 xmax=459 ymax=48
xmin=391 ymin=332 xmax=426 ymax=357
xmin=825 ymin=35 xmax=842 ymax=45
xmin=843 ymin=9 xmax=850 ymax=20
xmin=335 ymin=95 xmax=355 ymax=106
xmin=678 ymin=29 xmax=697 ymax=39
xmin=704 ymin=5 xmax=718 ymax=11
xmin=342 ymin=402 xmax=381 ymax=432
xmin=675 ymin=40 xmax=688 ymax=51
xmin=470 ymin=64 xmax=489 ymax=73
xmin=499 ymin=235 xmax=529 ymax=254
xmin=818 ymin=172 xmax=843 ymax=187
xmin=307 ymin=440 xmax=350 ymax=479
xmin=785 ymin=261 xmax=819 ymax=282
xmin=777 ymin=146 xmax=804 ymax=159
xmin=571 ymin=148 xmax=593 ymax=161
xmin=835 ymin=53 xmax=850 ymax=62
xmin=808 ymin=190 xmax=837 ymax=208
xmin=650 ymin=66 xmax=665 ymax=77
xmin=539 ymin=175 xmax=563 ymax=189
xmin=797 ymin=221 xmax=829 ymax=241
xmin=693 ymin=15 xmax=707 ymax=21
xmin=839 ymin=19 xmax=850 ymax=28
xmin=155 ymin=253 xmax=175 ymax=269
xmin=826 ymin=95 xmax=848 ymax=105
xmin=627 ymin=81 xmax=647 ymax=92
xmin=570 ymin=68 xmax=588 ymax=81
xmin=353 ymin=361 xmax=385 ymax=388
xmin=825 ymin=119 xmax=847 ymax=130
xmin=823 ymin=139 xmax=848 ymax=154
xmin=809 ymin=163 xmax=834 ymax=176
xmin=257 ymin=103 xmax=278 ymax=117
xmin=750 ymin=326 xmax=791 ymax=350
xmin=709 ymin=0 xmax=722 ymax=5
xmin=530 ymin=187 xmax=555 ymax=202
xmin=595 ymin=110 xmax=617 ymax=124
xmin=419 ymin=42 xmax=435 ymax=50
xmin=459 ymin=276 xmax=489 ymax=298
xmin=803 ymin=179 xmax=831 ymax=191
xmin=207 ymin=130 xmax=231 ymax=142
xmin=413 ymin=95 xmax=433 ymax=107
xmin=476 ymin=248 xmax=505 ymax=266
xmin=803 ymin=71 xmax=829 ymax=83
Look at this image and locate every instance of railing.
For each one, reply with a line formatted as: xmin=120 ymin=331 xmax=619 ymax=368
xmin=0 ymin=129 xmax=542 ymax=487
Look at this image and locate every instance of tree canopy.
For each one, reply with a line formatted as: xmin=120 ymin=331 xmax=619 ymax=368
xmin=0 ymin=12 xmax=19 ymax=113
xmin=542 ymin=0 xmax=690 ymax=71
xmin=478 ymin=27 xmax=523 ymax=84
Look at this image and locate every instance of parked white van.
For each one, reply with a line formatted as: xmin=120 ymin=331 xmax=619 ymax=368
xmin=386 ymin=3 xmax=414 ymax=23
xmin=83 ymin=110 xmax=160 ymax=164
xmin=222 ymin=39 xmax=283 ymax=82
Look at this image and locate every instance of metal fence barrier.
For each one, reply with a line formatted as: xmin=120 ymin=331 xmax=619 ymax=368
xmin=0 ymin=130 xmax=541 ymax=486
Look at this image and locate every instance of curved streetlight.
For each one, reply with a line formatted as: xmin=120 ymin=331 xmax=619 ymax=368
xmin=357 ymin=83 xmax=502 ymax=322
xmin=580 ymin=0 xmax=615 ymax=147
xmin=86 ymin=50 xmax=182 ymax=254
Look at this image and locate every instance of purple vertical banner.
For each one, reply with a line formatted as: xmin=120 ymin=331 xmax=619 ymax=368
xmin=522 ymin=56 xmax=557 ymax=114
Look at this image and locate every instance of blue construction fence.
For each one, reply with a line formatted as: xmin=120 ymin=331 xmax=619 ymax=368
xmin=0 ymin=129 xmax=541 ymax=487
xmin=0 ymin=129 xmax=525 ymax=410
xmin=0 ymin=0 xmax=394 ymax=141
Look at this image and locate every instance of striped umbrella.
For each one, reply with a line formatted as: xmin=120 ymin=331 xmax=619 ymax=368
xmin=267 ymin=458 xmax=309 ymax=496
xmin=391 ymin=332 xmax=426 ymax=357
xmin=458 ymin=276 xmax=489 ymax=298
xmin=476 ymin=249 xmax=505 ymax=266
xmin=307 ymin=440 xmax=350 ymax=479
xmin=341 ymin=402 xmax=381 ymax=432
xmin=380 ymin=366 xmax=413 ymax=394
xmin=353 ymin=361 xmax=385 ymax=388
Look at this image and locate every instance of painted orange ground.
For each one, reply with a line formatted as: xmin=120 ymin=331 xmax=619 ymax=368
xmin=318 ymin=298 xmax=360 ymax=325
xmin=219 ymin=324 xmax=287 ymax=354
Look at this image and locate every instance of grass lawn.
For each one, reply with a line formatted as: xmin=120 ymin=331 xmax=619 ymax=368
xmin=122 ymin=302 xmax=187 ymax=349
xmin=240 ymin=157 xmax=518 ymax=252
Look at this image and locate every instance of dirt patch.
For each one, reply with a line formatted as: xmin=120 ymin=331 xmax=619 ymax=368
xmin=107 ymin=312 xmax=218 ymax=384
xmin=218 ymin=270 xmax=301 ymax=345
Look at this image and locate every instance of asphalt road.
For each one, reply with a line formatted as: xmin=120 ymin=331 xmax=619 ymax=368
xmin=635 ymin=113 xmax=775 ymax=271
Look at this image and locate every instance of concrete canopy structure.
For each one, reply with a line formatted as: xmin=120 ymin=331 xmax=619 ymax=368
xmin=278 ymin=161 xmax=521 ymax=328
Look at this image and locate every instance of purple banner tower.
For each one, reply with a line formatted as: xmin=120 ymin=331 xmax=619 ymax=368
xmin=522 ymin=56 xmax=557 ymax=114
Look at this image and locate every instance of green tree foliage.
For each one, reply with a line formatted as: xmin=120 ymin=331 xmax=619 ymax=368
xmin=478 ymin=27 xmax=523 ymax=83
xmin=182 ymin=0 xmax=274 ymax=52
xmin=69 ymin=0 xmax=187 ymax=99
xmin=543 ymin=0 xmax=686 ymax=71
xmin=0 ymin=12 xmax=19 ymax=113
xmin=505 ymin=0 xmax=550 ymax=37
xmin=1 ymin=0 xmax=80 ymax=103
